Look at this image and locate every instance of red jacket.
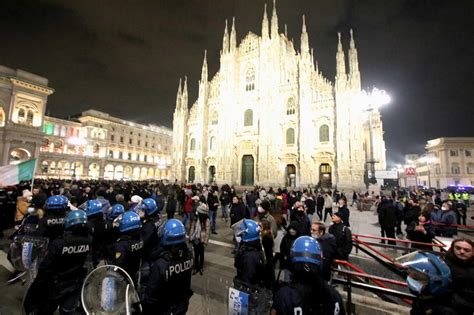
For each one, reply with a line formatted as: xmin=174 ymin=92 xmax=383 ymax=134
xmin=184 ymin=196 xmax=194 ymax=213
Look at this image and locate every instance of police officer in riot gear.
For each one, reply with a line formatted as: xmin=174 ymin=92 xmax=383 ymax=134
xmin=86 ymin=199 xmax=110 ymax=267
xmin=105 ymin=203 xmax=125 ymax=248
xmin=108 ymin=211 xmax=144 ymax=285
xmin=140 ymin=198 xmax=162 ymax=259
xmin=141 ymin=219 xmax=193 ymax=315
xmin=37 ymin=195 xmax=68 ymax=241
xmin=403 ymin=252 xmax=455 ymax=314
xmin=234 ymin=219 xmax=265 ymax=288
xmin=272 ymin=236 xmax=345 ymax=315
xmin=24 ymin=209 xmax=92 ymax=314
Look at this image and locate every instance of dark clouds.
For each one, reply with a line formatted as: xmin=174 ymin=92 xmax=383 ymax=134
xmin=0 ymin=0 xmax=473 ymax=165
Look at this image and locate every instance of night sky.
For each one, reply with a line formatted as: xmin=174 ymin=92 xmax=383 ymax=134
xmin=1 ymin=0 xmax=473 ymax=165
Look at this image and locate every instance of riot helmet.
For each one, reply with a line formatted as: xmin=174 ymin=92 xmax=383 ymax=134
xmin=160 ymin=219 xmax=186 ymax=246
xmin=119 ymin=211 xmax=142 ymax=233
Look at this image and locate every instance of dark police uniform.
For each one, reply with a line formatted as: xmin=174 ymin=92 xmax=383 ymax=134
xmin=109 ymin=234 xmax=144 ymax=285
xmin=234 ymin=240 xmax=265 ymax=287
xmin=24 ymin=230 xmax=92 ymax=314
xmin=87 ymin=215 xmax=110 ymax=267
xmin=272 ymin=282 xmax=345 ymax=315
xmin=37 ymin=212 xmax=66 ymax=241
xmin=142 ymin=244 xmax=194 ymax=315
xmin=141 ymin=214 xmax=162 ymax=260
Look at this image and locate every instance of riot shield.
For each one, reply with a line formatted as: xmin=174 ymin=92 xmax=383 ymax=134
xmin=81 ymin=265 xmax=141 ymax=315
xmin=230 ymin=280 xmax=272 ymax=315
xmin=9 ymin=234 xmax=48 ymax=274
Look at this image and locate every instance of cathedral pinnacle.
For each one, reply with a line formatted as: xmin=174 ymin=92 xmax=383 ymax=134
xmin=262 ymin=3 xmax=269 ymax=40
xmin=222 ymin=19 xmax=229 ymax=53
xmin=300 ymin=15 xmax=309 ymax=53
xmin=350 ymin=28 xmax=355 ymax=49
xmin=201 ymin=50 xmax=208 ymax=82
xmin=271 ymin=0 xmax=279 ymax=39
xmin=336 ymin=32 xmax=346 ymax=82
xmin=182 ymin=76 xmax=188 ymax=110
xmin=175 ymin=77 xmax=182 ymax=111
xmin=230 ymin=17 xmax=237 ymax=52
xmin=337 ymin=32 xmax=343 ymax=52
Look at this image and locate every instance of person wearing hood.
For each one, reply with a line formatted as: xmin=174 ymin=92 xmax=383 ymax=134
xmin=280 ymin=221 xmax=302 ymax=272
xmin=255 ymin=200 xmax=277 ymax=238
xmin=290 ymin=201 xmax=311 ymax=236
xmin=444 ymin=238 xmax=474 ymax=314
xmin=328 ymin=212 xmax=352 ymax=260
xmin=15 ymin=189 xmax=32 ymax=228
xmin=129 ymin=195 xmax=143 ymax=212
xmin=311 ymin=221 xmax=337 ymax=281
xmin=189 ymin=201 xmax=210 ymax=275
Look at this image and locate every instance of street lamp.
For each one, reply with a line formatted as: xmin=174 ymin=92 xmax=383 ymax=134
xmin=419 ymin=156 xmax=437 ymax=188
xmin=358 ymin=88 xmax=391 ymax=187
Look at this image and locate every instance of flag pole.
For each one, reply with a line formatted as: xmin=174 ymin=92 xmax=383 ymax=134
xmin=30 ymin=158 xmax=38 ymax=191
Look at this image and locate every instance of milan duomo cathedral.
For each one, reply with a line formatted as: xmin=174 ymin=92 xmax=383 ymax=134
xmin=172 ymin=1 xmax=386 ymax=189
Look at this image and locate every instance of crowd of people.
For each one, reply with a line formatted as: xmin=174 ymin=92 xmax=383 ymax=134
xmin=0 ymin=179 xmax=472 ymax=314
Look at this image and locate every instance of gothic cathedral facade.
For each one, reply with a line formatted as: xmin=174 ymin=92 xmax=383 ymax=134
xmin=172 ymin=2 xmax=386 ymax=189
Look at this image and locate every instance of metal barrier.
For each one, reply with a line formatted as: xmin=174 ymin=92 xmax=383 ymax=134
xmin=333 ymin=259 xmax=415 ymax=313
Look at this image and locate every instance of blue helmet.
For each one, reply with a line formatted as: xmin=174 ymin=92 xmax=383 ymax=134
xmin=86 ymin=200 xmax=103 ymax=217
xmin=64 ymin=210 xmax=87 ymax=229
xmin=161 ymin=219 xmax=186 ymax=246
xmin=108 ymin=204 xmax=125 ymax=220
xmin=119 ymin=211 xmax=142 ymax=233
xmin=140 ymin=198 xmax=158 ymax=216
xmin=403 ymin=252 xmax=451 ymax=296
xmin=45 ymin=195 xmax=68 ymax=212
xmin=290 ymin=236 xmax=323 ymax=267
xmin=239 ymin=219 xmax=260 ymax=243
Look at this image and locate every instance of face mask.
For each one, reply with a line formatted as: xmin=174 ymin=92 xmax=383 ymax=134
xmin=26 ymin=196 xmax=33 ymax=202
xmin=311 ymin=233 xmax=318 ymax=239
xmin=27 ymin=207 xmax=35 ymax=214
xmin=441 ymin=206 xmax=447 ymax=210
xmin=338 ymin=204 xmax=343 ymax=208
xmin=7 ymin=192 xmax=12 ymax=195
xmin=257 ymin=206 xmax=265 ymax=214
xmin=289 ymin=229 xmax=297 ymax=236
xmin=406 ymin=276 xmax=425 ymax=294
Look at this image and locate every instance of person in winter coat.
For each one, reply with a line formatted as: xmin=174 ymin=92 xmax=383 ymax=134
xmin=403 ymin=198 xmax=421 ymax=227
xmin=255 ymin=200 xmax=277 ymax=238
xmin=290 ymin=201 xmax=311 ymax=236
xmin=189 ymin=202 xmax=211 ymax=275
xmin=280 ymin=221 xmax=302 ymax=271
xmin=438 ymin=201 xmax=458 ymax=237
xmin=323 ymin=193 xmax=333 ymax=222
xmin=335 ymin=197 xmax=350 ymax=227
xmin=406 ymin=212 xmax=435 ymax=251
xmin=316 ymin=193 xmax=325 ymax=221
xmin=377 ymin=197 xmax=398 ymax=245
xmin=444 ymin=238 xmax=474 ymax=314
xmin=328 ymin=213 xmax=352 ymax=260
xmin=15 ymin=190 xmax=32 ymax=227
xmin=230 ymin=196 xmax=250 ymax=227
xmin=311 ymin=222 xmax=337 ymax=281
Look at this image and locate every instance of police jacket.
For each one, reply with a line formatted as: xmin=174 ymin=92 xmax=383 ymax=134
xmin=24 ymin=229 xmax=91 ymax=312
xmin=109 ymin=233 xmax=144 ymax=283
xmin=328 ymin=222 xmax=352 ymax=260
xmin=272 ymin=280 xmax=345 ymax=314
xmin=141 ymin=214 xmax=162 ymax=260
xmin=234 ymin=240 xmax=265 ymax=287
xmin=87 ymin=215 xmax=110 ymax=263
xmin=142 ymin=244 xmax=193 ymax=314
xmin=37 ymin=211 xmax=65 ymax=241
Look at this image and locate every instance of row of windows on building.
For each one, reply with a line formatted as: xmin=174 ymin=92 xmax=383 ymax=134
xmin=434 ymin=163 xmax=474 ymax=175
xmin=188 ymin=125 xmax=330 ymax=151
xmin=107 ymin=150 xmax=168 ymax=164
xmin=109 ymin=134 xmax=168 ymax=151
xmin=448 ymin=149 xmax=472 ymax=157
xmin=17 ymin=108 xmax=35 ymax=125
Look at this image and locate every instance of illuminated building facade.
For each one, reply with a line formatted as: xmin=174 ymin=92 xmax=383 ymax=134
xmin=172 ymin=2 xmax=386 ymax=188
xmin=0 ymin=65 xmax=54 ymax=167
xmin=39 ymin=110 xmax=173 ymax=180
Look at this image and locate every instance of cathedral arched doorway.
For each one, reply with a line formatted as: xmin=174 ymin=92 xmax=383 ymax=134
xmin=188 ymin=166 xmax=195 ymax=183
xmin=241 ymin=155 xmax=254 ymax=186
xmin=208 ymin=165 xmax=216 ymax=184
xmin=286 ymin=164 xmax=296 ymax=187
xmin=319 ymin=163 xmax=332 ymax=188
